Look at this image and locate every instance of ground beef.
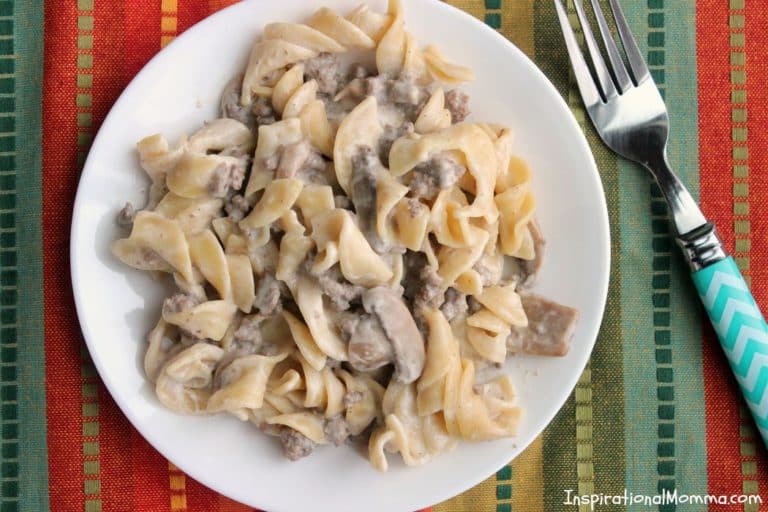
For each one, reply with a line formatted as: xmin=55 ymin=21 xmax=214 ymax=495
xmin=253 ymin=273 xmax=282 ymax=315
xmin=207 ymin=160 xmax=246 ymax=198
xmin=117 ymin=202 xmax=136 ymax=227
xmin=224 ymin=194 xmax=250 ymax=222
xmin=440 ymin=288 xmax=467 ymax=322
xmin=389 ymin=77 xmax=428 ymax=119
xmin=279 ymin=426 xmax=315 ymax=461
xmin=233 ymin=315 xmax=264 ymax=352
xmin=349 ymin=63 xmax=370 ymax=81
xmin=323 ymin=415 xmax=350 ymax=446
xmin=402 ymin=251 xmax=427 ymax=301
xmin=444 ymin=89 xmax=470 ymax=123
xmin=274 ymin=141 xmax=329 ymax=185
xmin=275 ymin=140 xmax=311 ymax=179
xmin=468 ymin=295 xmax=483 ymax=314
xmin=473 ymin=256 xmax=502 ymax=286
xmin=363 ymin=76 xmax=389 ymax=104
xmin=408 ymin=156 xmax=466 ymax=199
xmin=413 ymin=265 xmax=444 ymax=311
xmin=343 ymin=390 xmax=363 ymax=408
xmin=318 ymin=273 xmax=364 ymax=311
xmin=304 ymin=52 xmax=342 ymax=96
xmin=262 ymin=151 xmax=280 ymax=173
xmin=379 ymin=122 xmax=413 ymax=167
xmin=162 ymin=293 xmax=200 ymax=316
xmin=221 ymin=75 xmax=255 ymax=127
xmin=252 ymin=96 xmax=277 ymax=126
xmin=334 ymin=195 xmax=352 ymax=210
xmin=350 ymin=146 xmax=387 ymax=253
xmin=390 ymin=78 xmax=424 ymax=106
xmin=341 ymin=75 xmax=427 ymax=117
xmin=302 ymin=150 xmax=329 ymax=181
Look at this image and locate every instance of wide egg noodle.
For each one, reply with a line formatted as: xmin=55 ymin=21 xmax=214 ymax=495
xmin=240 ymin=39 xmax=317 ymax=105
xmin=226 ymin=253 xmax=255 ymax=313
xmin=155 ymin=343 xmax=224 ymax=414
xmin=345 ymin=4 xmax=392 ymax=42
xmin=245 ymin=119 xmax=304 ymax=197
xmin=262 ymin=22 xmax=347 ymax=53
xmin=112 ymin=211 xmax=194 ymax=282
xmin=333 ymin=96 xmax=382 ymax=195
xmin=415 ymin=88 xmax=452 ymax=134
xmin=162 ymin=300 xmax=238 ymax=341
xmin=308 ymin=7 xmax=375 ymax=49
xmin=207 ymin=353 xmax=288 ymax=420
xmin=188 ymin=229 xmax=232 ymax=301
xmin=389 ymin=123 xmax=499 ymax=223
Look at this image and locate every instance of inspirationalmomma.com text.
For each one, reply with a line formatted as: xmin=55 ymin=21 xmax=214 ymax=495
xmin=563 ymin=488 xmax=763 ymax=509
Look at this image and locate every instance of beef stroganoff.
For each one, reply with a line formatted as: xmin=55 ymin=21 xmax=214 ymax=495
xmin=112 ymin=0 xmax=578 ymax=471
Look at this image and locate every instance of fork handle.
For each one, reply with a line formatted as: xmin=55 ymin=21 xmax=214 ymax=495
xmin=681 ymin=225 xmax=768 ymax=445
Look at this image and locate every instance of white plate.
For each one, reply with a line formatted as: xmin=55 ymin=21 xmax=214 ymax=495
xmin=70 ymin=1 xmax=609 ymax=510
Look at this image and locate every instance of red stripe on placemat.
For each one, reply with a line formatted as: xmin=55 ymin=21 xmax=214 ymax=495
xmin=186 ymin=476 xmax=222 ymax=512
xmin=178 ymin=0 xmax=210 ymax=34
xmin=121 ymin=0 xmax=176 ymax=508
xmin=744 ymin=1 xmax=768 ymax=498
xmin=42 ymin=1 xmax=86 ymax=510
xmin=208 ymin=0 xmax=240 ymax=13
xmin=217 ymin=494 xmax=257 ymax=512
xmin=130 ymin=429 xmax=173 ymax=511
xmin=695 ymin=0 xmax=743 ymax=502
xmin=124 ymin=0 xmax=161 ymax=82
xmin=90 ymin=4 xmax=136 ymax=510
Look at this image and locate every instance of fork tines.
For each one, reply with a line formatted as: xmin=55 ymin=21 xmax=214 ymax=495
xmin=554 ymin=0 xmax=650 ymax=103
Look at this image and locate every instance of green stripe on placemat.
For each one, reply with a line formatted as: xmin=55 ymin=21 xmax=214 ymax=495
xmin=11 ymin=1 xmax=48 ymax=511
xmin=619 ymin=0 xmax=708 ymax=503
xmin=660 ymin=0 xmax=707 ymax=500
xmin=0 ymin=2 xmax=18 ymax=505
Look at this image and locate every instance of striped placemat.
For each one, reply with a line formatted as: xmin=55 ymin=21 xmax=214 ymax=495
xmin=4 ymin=0 xmax=768 ymax=510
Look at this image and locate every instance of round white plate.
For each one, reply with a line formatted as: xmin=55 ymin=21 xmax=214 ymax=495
xmin=71 ymin=1 xmax=609 ymax=510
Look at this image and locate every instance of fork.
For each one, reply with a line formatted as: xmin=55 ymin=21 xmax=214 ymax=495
xmin=555 ymin=0 xmax=768 ymax=446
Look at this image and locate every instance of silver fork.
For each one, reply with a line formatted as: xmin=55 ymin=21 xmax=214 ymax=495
xmin=555 ymin=0 xmax=768 ymax=446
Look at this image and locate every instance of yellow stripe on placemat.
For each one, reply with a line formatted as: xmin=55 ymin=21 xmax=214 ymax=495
xmin=512 ymin=435 xmax=544 ymax=510
xmin=168 ymin=461 xmax=188 ymax=511
xmin=433 ymin=472 xmax=497 ymax=511
xmin=161 ymin=0 xmax=179 ymax=47
xmin=498 ymin=0 xmax=534 ymax=58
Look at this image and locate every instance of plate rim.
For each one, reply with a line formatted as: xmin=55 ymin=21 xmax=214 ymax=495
xmin=69 ymin=0 xmax=610 ymax=509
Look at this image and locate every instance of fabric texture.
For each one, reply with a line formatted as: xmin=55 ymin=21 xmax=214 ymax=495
xmin=3 ymin=0 xmax=767 ymax=510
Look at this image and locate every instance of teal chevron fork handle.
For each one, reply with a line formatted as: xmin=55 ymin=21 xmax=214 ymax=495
xmin=692 ymin=257 xmax=768 ymax=442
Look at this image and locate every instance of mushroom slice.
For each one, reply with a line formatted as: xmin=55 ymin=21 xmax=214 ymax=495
xmin=362 ymin=287 xmax=425 ymax=384
xmin=347 ymin=314 xmax=395 ymax=372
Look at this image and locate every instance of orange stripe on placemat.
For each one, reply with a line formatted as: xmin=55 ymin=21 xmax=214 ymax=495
xmin=124 ymin=0 xmax=161 ymax=81
xmin=696 ymin=0 xmax=749 ymax=502
xmin=744 ymin=0 xmax=768 ymax=500
xmin=42 ymin=0 xmax=88 ymax=510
